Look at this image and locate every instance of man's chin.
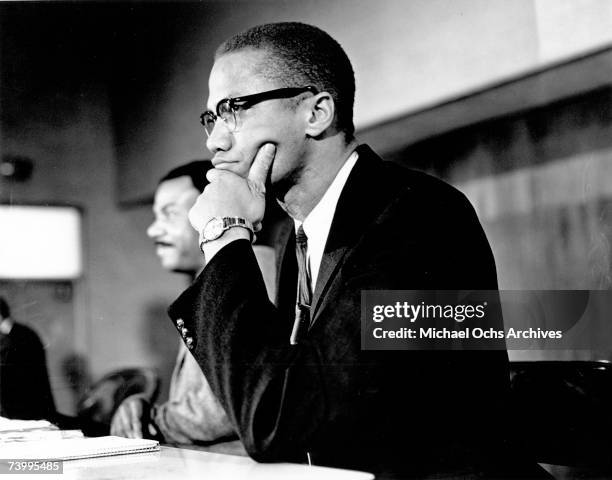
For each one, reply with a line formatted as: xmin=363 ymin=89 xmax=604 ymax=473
xmin=157 ymin=254 xmax=178 ymax=272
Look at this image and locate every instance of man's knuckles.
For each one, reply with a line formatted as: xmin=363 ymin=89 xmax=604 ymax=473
xmin=206 ymin=168 xmax=240 ymax=184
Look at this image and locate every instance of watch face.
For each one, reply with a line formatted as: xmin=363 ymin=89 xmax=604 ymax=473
xmin=203 ymin=217 xmax=224 ymax=241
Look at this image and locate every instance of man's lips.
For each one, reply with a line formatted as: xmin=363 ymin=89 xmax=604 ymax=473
xmin=155 ymin=241 xmax=173 ymax=248
xmin=211 ymin=157 xmax=239 ymax=169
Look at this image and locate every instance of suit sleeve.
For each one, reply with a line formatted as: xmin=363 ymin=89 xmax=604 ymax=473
xmin=168 ymin=239 xmax=331 ymax=462
xmin=15 ymin=326 xmax=57 ymax=420
xmin=167 ymin=184 xmax=512 ymax=471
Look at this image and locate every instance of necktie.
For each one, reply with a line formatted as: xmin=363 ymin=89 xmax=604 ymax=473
xmin=291 ymin=225 xmax=311 ymax=345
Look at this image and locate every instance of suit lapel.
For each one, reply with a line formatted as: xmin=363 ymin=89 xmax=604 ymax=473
xmin=311 ymin=241 xmax=348 ymax=319
xmin=274 ymin=218 xmax=298 ymax=320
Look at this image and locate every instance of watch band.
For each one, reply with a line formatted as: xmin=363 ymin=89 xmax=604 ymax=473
xmin=223 ymin=217 xmax=254 ymax=234
xmin=199 ymin=216 xmax=256 ymax=252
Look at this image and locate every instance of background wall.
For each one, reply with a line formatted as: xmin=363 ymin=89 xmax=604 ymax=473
xmin=0 ymin=4 xmax=185 ymax=413
xmin=390 ymin=86 xmax=612 ymax=361
xmin=1 ymin=1 xmax=612 ymax=413
xmin=113 ymin=0 xmax=612 ymax=203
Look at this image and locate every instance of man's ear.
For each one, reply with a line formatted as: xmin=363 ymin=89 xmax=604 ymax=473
xmin=304 ymin=92 xmax=335 ymax=137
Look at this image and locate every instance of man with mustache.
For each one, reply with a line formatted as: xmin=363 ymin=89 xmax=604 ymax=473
xmin=111 ymin=161 xmax=253 ymax=449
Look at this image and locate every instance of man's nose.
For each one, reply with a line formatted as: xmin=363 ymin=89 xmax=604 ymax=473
xmin=147 ymin=220 xmax=163 ymax=239
xmin=206 ymin=120 xmax=232 ymax=154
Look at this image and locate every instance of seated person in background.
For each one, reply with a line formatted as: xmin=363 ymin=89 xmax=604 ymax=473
xmin=0 ymin=295 xmax=56 ymax=420
xmin=111 ymin=160 xmax=274 ymax=448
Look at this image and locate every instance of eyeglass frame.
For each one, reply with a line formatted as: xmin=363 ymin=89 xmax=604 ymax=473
xmin=200 ymin=86 xmax=319 ymax=137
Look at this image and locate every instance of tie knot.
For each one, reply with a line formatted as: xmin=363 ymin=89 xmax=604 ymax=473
xmin=296 ymin=225 xmax=308 ymax=248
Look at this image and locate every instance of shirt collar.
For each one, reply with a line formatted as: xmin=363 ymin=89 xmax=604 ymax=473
xmin=294 ymin=150 xmax=359 ymax=288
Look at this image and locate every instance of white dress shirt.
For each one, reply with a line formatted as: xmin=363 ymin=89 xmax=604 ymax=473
xmin=294 ymin=150 xmax=359 ymax=292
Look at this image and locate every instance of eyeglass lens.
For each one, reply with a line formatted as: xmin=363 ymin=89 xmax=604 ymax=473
xmin=201 ymin=101 xmax=237 ymax=137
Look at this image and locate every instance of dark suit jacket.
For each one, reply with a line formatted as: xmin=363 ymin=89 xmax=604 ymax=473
xmin=169 ymin=145 xmax=546 ymax=478
xmin=0 ymin=322 xmax=56 ymax=420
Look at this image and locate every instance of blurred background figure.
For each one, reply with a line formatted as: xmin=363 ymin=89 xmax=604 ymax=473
xmin=0 ymin=295 xmax=56 ymax=420
xmin=110 ymin=160 xmax=235 ymax=446
xmin=110 ymin=160 xmax=274 ymax=452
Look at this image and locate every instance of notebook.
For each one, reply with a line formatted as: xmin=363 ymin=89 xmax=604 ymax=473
xmin=0 ymin=417 xmax=56 ymax=432
xmin=0 ymin=415 xmax=84 ymax=443
xmin=0 ymin=436 xmax=160 ymax=460
xmin=0 ymin=428 xmax=83 ymax=443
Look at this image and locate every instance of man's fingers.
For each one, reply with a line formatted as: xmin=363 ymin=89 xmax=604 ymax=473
xmin=129 ymin=400 xmax=143 ymax=439
xmin=207 ymin=167 xmax=239 ymax=183
xmin=110 ymin=412 xmax=122 ymax=436
xmin=206 ymin=168 xmax=220 ymax=182
xmin=111 ymin=405 xmax=130 ymax=437
xmin=247 ymin=143 xmax=276 ymax=190
xmin=111 ymin=400 xmax=142 ymax=438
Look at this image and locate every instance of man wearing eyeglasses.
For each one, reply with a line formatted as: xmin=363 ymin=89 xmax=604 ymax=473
xmin=169 ymin=22 xmax=549 ymax=479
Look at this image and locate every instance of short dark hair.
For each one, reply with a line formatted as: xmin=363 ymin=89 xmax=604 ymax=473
xmin=0 ymin=296 xmax=10 ymax=319
xmin=216 ymin=22 xmax=355 ymax=140
xmin=158 ymin=160 xmax=213 ymax=193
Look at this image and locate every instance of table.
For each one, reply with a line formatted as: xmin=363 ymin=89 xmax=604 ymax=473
xmin=14 ymin=447 xmax=373 ymax=480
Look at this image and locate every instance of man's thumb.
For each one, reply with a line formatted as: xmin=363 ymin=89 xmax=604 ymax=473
xmin=248 ymin=143 xmax=276 ymax=190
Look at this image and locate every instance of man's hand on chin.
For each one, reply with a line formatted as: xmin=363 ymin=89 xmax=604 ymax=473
xmin=188 ymin=143 xmax=276 ymax=261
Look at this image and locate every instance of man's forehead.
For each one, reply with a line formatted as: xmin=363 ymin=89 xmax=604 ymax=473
xmin=154 ymin=176 xmax=198 ymax=208
xmin=207 ymin=49 xmax=273 ymax=108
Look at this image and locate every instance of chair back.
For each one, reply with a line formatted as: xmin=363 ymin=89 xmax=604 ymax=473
xmin=76 ymin=367 xmax=159 ymax=435
xmin=510 ymin=360 xmax=612 ymax=467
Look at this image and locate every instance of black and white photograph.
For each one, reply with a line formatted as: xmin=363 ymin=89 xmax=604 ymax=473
xmin=1 ymin=1 xmax=612 ymax=478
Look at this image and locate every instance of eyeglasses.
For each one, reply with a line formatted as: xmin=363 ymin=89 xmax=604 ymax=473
xmin=200 ymin=86 xmax=318 ymax=137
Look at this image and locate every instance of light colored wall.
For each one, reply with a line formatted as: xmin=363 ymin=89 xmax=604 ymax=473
xmin=0 ymin=82 xmax=183 ymax=409
xmin=0 ymin=10 xmax=183 ymax=410
xmin=117 ymin=0 xmax=612 ymax=202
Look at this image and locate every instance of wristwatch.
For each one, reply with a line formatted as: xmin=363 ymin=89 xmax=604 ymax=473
xmin=199 ymin=216 xmax=255 ymax=251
